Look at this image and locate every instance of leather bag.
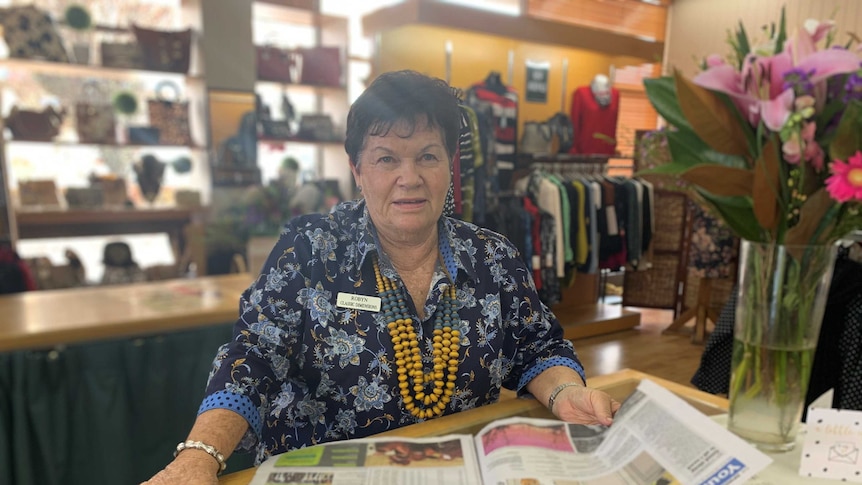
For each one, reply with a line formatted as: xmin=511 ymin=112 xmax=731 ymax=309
xmin=520 ymin=121 xmax=553 ymax=155
xmin=127 ymin=126 xmax=161 ymax=145
xmin=132 ymin=24 xmax=192 ymax=73
xmin=76 ymin=83 xmax=116 ymax=144
xmin=101 ymin=42 xmax=144 ymax=69
xmin=6 ymin=106 xmax=65 ymax=141
xmin=295 ymin=46 xmax=342 ymax=87
xmin=297 ymin=114 xmax=335 ymax=141
xmin=256 ymin=45 xmax=296 ymax=83
xmin=147 ymin=81 xmax=192 ymax=146
xmin=0 ymin=5 xmax=69 ymax=62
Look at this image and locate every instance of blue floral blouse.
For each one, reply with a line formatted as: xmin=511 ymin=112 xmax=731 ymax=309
xmin=200 ymin=199 xmax=585 ymax=463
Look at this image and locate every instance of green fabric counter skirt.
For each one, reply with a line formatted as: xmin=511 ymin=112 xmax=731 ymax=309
xmin=0 ymin=324 xmax=255 ymax=485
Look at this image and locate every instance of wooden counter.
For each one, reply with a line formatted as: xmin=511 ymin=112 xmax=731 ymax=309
xmin=219 ymin=369 xmax=728 ymax=485
xmin=0 ymin=273 xmax=252 ymax=352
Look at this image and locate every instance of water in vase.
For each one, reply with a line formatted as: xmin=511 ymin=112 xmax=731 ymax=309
xmin=727 ymin=337 xmax=816 ymax=452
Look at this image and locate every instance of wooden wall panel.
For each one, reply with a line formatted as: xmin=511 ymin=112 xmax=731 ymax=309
xmin=666 ymin=0 xmax=862 ymax=75
xmin=528 ymin=0 xmax=668 ymax=42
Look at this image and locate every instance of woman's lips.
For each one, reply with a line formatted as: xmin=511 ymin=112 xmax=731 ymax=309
xmin=393 ymin=198 xmax=427 ymax=208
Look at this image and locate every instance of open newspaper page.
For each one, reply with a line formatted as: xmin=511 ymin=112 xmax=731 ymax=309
xmin=474 ymin=379 xmax=773 ymax=485
xmin=248 ymin=435 xmax=483 ymax=485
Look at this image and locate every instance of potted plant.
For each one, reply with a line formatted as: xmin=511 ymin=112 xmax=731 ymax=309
xmin=64 ymin=4 xmax=93 ymax=65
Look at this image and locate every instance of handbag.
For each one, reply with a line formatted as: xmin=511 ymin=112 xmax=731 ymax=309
xmin=297 ymin=114 xmax=335 ymax=141
xmin=132 ymin=24 xmax=193 ymax=73
xmin=256 ymin=45 xmax=296 ymax=83
xmin=127 ymin=126 xmax=161 ymax=145
xmin=0 ymin=5 xmax=69 ymax=62
xmin=520 ymin=121 xmax=553 ymax=155
xmin=76 ymin=83 xmax=117 ymax=145
xmin=295 ymin=46 xmax=342 ymax=87
xmin=101 ymin=42 xmax=144 ymax=69
xmin=6 ymin=106 xmax=65 ymax=141
xmin=147 ymin=81 xmax=192 ymax=146
xmin=548 ymin=112 xmax=574 ymax=153
xmin=18 ymin=180 xmax=61 ymax=208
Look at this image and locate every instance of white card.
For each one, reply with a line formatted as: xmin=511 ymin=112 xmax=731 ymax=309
xmin=336 ymin=292 xmax=381 ymax=312
xmin=799 ymin=406 xmax=862 ymax=482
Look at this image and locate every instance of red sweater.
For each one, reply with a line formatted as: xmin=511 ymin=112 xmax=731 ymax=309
xmin=568 ymin=86 xmax=619 ymax=155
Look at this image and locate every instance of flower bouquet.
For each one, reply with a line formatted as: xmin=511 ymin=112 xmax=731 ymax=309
xmin=644 ymin=9 xmax=862 ymax=450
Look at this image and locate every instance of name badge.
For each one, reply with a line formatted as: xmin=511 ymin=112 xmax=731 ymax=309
xmin=336 ymin=292 xmax=381 ymax=312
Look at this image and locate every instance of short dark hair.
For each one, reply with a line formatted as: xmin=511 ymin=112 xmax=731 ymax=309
xmin=344 ymin=70 xmax=460 ymax=167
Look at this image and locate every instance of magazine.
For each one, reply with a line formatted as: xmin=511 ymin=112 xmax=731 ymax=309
xmin=249 ymin=379 xmax=772 ymax=485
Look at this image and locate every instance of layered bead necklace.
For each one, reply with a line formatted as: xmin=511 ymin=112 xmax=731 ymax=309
xmin=373 ymin=255 xmax=460 ymax=419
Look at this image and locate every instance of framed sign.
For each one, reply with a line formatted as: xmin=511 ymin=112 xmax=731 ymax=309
xmin=525 ymin=60 xmax=550 ymax=103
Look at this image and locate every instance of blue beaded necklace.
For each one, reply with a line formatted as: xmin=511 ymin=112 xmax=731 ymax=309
xmin=373 ymin=254 xmax=461 ymax=419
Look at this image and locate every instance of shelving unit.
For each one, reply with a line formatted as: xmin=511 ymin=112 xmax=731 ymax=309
xmin=252 ymin=0 xmax=352 ymax=199
xmin=0 ymin=0 xmax=209 ymax=278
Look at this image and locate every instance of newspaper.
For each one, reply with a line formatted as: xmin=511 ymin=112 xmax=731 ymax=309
xmin=249 ymin=379 xmax=772 ymax=485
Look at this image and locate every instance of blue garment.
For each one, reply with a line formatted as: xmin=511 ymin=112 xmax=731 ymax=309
xmin=200 ymin=200 xmax=585 ymax=463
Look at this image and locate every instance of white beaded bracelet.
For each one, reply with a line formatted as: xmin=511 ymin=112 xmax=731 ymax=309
xmin=174 ymin=440 xmax=227 ymax=474
xmin=547 ymin=382 xmax=584 ymax=411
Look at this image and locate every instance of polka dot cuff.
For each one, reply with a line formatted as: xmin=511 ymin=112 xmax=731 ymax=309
xmin=517 ymin=356 xmax=586 ymax=392
xmin=198 ymin=391 xmax=262 ymax=436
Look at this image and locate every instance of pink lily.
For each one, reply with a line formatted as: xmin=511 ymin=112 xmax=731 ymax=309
xmin=694 ymin=26 xmax=860 ymax=132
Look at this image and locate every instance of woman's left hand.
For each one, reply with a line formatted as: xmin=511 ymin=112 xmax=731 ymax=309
xmin=551 ymin=385 xmax=621 ymax=426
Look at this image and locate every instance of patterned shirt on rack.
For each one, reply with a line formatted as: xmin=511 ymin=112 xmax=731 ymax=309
xmin=199 ymin=199 xmax=584 ymax=463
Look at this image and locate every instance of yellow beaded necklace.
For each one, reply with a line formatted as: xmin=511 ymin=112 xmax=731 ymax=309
xmin=373 ymin=255 xmax=460 ymax=419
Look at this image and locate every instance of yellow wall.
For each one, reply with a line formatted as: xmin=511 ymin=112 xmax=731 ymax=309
xmin=375 ymin=24 xmax=653 ymax=132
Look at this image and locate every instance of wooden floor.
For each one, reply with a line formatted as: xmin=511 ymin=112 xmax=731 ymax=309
xmin=568 ymin=307 xmax=709 ymax=390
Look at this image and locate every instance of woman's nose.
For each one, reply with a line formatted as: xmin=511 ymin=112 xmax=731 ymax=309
xmin=396 ymin=159 xmax=422 ymax=186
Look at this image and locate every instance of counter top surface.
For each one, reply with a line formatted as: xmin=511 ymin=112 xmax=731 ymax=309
xmin=0 ymin=274 xmax=253 ymax=352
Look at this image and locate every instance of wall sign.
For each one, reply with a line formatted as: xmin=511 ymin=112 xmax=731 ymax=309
xmin=525 ymin=60 xmax=550 ymax=103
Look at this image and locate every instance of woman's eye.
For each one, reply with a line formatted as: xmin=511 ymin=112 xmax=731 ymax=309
xmin=420 ymin=153 xmax=439 ymax=162
xmin=378 ymin=156 xmax=395 ymax=164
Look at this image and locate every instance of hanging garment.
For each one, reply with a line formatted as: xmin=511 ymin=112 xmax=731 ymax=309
xmin=466 ymin=73 xmax=519 ymax=191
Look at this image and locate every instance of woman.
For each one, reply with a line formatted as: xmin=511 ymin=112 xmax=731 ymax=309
xmin=145 ymin=71 xmax=619 ymax=484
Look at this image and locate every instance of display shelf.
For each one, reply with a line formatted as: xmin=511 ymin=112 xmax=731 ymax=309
xmin=15 ymin=207 xmax=202 ymax=239
xmin=258 ymin=136 xmax=344 ymax=147
xmin=0 ymin=57 xmax=204 ymax=83
xmin=5 ymin=138 xmax=207 ymax=151
xmin=255 ymin=78 xmax=346 ymax=92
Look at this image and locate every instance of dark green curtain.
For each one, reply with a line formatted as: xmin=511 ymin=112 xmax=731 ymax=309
xmin=0 ymin=324 xmax=255 ymax=485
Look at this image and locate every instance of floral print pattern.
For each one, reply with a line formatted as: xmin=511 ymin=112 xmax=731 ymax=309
xmin=203 ymin=200 xmax=584 ymax=463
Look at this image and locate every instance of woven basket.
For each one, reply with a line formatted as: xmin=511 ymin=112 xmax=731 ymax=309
xmin=622 ymin=253 xmax=682 ymax=309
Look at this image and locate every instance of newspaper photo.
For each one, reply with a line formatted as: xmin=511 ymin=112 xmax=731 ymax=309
xmin=249 ymin=379 xmax=772 ymax=485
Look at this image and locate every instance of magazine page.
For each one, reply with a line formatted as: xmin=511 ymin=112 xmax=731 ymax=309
xmin=474 ymin=379 xmax=773 ymax=485
xmin=248 ymin=435 xmax=483 ymax=485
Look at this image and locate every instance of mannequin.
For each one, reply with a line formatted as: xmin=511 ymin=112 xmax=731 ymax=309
xmin=569 ymin=74 xmax=620 ymax=155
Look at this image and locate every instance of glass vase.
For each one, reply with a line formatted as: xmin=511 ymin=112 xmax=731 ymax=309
xmin=728 ymin=240 xmax=837 ymax=452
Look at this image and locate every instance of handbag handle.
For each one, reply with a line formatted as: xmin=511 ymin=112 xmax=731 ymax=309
xmin=155 ymin=81 xmax=182 ymax=103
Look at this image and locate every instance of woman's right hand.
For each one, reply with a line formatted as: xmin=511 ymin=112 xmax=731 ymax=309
xmin=141 ymin=450 xmax=221 ymax=485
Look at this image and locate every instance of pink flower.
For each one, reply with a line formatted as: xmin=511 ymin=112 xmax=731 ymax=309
xmin=694 ymin=26 xmax=860 ymax=132
xmin=826 ymin=151 xmax=862 ymax=202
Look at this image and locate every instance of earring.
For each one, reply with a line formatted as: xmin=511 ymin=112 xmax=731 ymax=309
xmin=358 ymin=186 xmax=363 ymax=192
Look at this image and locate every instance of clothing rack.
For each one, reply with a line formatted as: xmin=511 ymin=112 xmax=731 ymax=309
xmin=528 ymin=158 xmax=609 ymax=177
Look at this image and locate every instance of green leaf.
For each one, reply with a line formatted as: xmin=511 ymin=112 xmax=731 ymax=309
xmin=774 ymin=6 xmax=787 ymax=55
xmin=675 ymin=70 xmax=751 ymax=156
xmin=696 ymin=191 xmax=765 ymax=242
xmin=752 ymin=138 xmax=782 ymax=234
xmin=681 ymin=165 xmax=754 ymax=197
xmin=829 ymin=100 xmax=862 ymax=161
xmin=643 ymin=77 xmax=691 ymax=131
xmin=735 ymin=20 xmax=751 ymax=69
xmin=785 ymin=188 xmax=836 ymax=245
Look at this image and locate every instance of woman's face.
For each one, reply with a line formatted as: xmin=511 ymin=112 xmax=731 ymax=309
xmin=351 ymin=119 xmax=451 ymax=243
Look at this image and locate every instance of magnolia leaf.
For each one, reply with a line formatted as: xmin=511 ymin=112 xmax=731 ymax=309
xmin=681 ymin=165 xmax=754 ymax=196
xmin=785 ymin=188 xmax=836 ymax=245
xmin=674 ymin=70 xmax=751 ymax=157
xmin=644 ymin=77 xmax=692 ymax=131
xmin=829 ymin=100 xmax=862 ymax=162
xmin=752 ymin=138 xmax=782 ymax=233
xmin=696 ymin=191 xmax=764 ymax=242
xmin=774 ymin=6 xmax=787 ymax=55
